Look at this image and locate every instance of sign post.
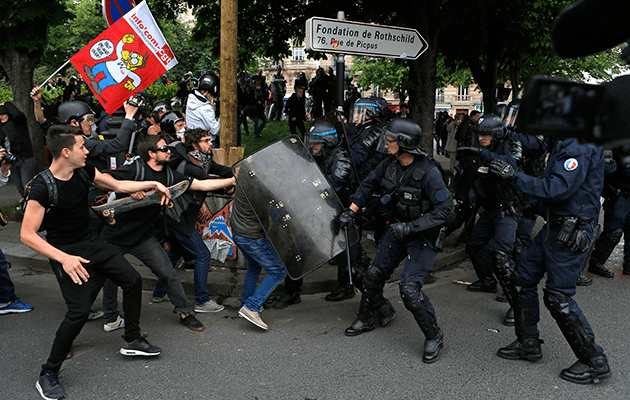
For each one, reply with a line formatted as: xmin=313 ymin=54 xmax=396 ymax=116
xmin=306 ymin=17 xmax=428 ymax=60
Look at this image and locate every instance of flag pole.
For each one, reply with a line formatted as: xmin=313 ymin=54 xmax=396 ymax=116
xmin=39 ymin=60 xmax=71 ymax=88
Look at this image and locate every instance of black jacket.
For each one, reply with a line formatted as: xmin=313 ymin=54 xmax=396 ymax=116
xmin=0 ymin=102 xmax=33 ymax=158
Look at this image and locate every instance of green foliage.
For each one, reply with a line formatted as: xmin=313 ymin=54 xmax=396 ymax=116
xmin=353 ymin=57 xmax=409 ymax=95
xmin=0 ymin=80 xmax=13 ymax=103
xmin=41 ymin=86 xmax=64 ymax=103
xmin=143 ymin=81 xmax=179 ymax=104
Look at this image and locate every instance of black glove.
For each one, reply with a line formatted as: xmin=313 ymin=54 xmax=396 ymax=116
xmin=456 ymin=146 xmax=482 ymax=156
xmin=389 ymin=222 xmax=410 ymax=240
xmin=568 ymin=229 xmax=590 ymax=252
xmin=338 ymin=209 xmax=356 ymax=230
xmin=489 ymin=159 xmax=516 ymax=182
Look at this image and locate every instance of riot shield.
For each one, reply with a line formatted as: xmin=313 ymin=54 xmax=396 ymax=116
xmin=233 ymin=135 xmax=359 ymax=279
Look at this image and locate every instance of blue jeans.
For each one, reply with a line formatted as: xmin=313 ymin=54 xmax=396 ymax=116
xmin=10 ymin=156 xmax=35 ymax=197
xmin=0 ymin=248 xmax=17 ymax=304
xmin=233 ymin=233 xmax=287 ymax=311
xmin=252 ymin=114 xmax=267 ymax=138
xmin=153 ymin=228 xmax=211 ymax=305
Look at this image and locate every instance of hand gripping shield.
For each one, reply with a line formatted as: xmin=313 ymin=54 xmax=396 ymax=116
xmin=233 ymin=135 xmax=359 ymax=279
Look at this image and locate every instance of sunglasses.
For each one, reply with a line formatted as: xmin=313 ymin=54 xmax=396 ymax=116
xmin=385 ymin=137 xmax=397 ymax=143
xmin=198 ymin=137 xmax=212 ymax=143
xmin=154 ymin=145 xmax=170 ymax=152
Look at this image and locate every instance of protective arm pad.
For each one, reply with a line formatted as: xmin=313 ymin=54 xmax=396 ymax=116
xmin=360 ymin=127 xmax=382 ymax=153
xmin=330 ymin=152 xmax=353 ymax=184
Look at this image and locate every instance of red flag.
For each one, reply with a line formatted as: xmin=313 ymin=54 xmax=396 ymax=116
xmin=71 ymin=1 xmax=178 ymax=115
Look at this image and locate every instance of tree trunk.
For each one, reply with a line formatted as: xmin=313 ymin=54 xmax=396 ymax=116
xmin=0 ymin=42 xmax=45 ymax=172
xmin=406 ymin=0 xmax=440 ymax=155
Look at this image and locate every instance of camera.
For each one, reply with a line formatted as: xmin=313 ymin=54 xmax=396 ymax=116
xmin=1 ymin=149 xmax=17 ymax=164
xmin=127 ymin=91 xmax=157 ymax=112
xmin=517 ymin=75 xmax=630 ymax=147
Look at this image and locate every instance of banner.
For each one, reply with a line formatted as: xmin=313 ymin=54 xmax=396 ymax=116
xmin=71 ymin=1 xmax=178 ymax=115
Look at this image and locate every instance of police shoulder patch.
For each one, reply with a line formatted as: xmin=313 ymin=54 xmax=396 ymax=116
xmin=564 ymin=158 xmax=579 ymax=171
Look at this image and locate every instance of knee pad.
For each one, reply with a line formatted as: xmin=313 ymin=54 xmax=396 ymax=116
xmin=492 ymin=251 xmax=513 ymax=284
xmin=542 ymin=287 xmax=571 ymax=320
xmin=363 ymin=264 xmax=387 ymax=294
xmin=399 ymin=282 xmax=425 ymax=311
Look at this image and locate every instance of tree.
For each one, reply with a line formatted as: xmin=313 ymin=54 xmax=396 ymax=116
xmin=0 ymin=0 xmax=71 ymax=170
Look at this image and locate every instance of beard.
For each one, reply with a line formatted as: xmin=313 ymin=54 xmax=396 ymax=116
xmin=156 ymin=159 xmax=170 ymax=166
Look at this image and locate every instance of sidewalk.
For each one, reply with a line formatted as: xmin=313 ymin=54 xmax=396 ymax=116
xmin=0 ymin=153 xmax=469 ymax=301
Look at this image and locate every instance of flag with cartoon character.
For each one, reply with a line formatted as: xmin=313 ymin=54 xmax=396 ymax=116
xmin=71 ymin=1 xmax=177 ymax=115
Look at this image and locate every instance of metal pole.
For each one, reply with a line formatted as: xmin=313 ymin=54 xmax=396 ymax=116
xmin=336 ymin=11 xmax=346 ymax=113
xmin=220 ymin=0 xmax=238 ymax=157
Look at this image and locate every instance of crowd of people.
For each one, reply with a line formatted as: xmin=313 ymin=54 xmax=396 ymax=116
xmin=1 ymin=64 xmax=626 ymax=399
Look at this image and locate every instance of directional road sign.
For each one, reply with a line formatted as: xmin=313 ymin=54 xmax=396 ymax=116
xmin=305 ymin=17 xmax=428 ymax=60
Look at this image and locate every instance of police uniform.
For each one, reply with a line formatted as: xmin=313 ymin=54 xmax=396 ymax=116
xmin=341 ymin=118 xmax=453 ymax=363
xmin=491 ymin=137 xmax=611 ymax=384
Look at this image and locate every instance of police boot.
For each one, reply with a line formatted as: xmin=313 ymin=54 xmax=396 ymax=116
xmin=325 ymin=285 xmax=355 ymax=302
xmin=466 ymin=278 xmax=498 ymax=293
xmin=503 ymin=308 xmax=515 ymax=326
xmin=587 ymin=228 xmax=622 ymax=278
xmin=587 ymin=259 xmax=615 ymax=278
xmin=423 ymin=327 xmax=444 ymax=364
xmin=376 ymin=298 xmax=396 ymax=327
xmin=497 ymin=338 xmax=544 ymax=361
xmin=560 ymin=354 xmax=611 ymax=384
xmin=576 ymin=272 xmax=593 ymax=286
xmin=345 ymin=295 xmax=375 ymax=337
xmin=272 ymin=292 xmax=301 ymax=310
xmin=622 ymin=261 xmax=630 ymax=276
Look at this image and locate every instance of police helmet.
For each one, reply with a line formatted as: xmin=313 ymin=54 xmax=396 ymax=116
xmin=502 ymin=99 xmax=520 ymax=129
xmin=352 ymin=97 xmax=381 ymax=125
xmin=160 ymin=111 xmax=185 ymax=135
xmin=198 ymin=73 xmax=220 ymax=97
xmin=58 ymin=101 xmax=91 ymax=124
xmin=472 ymin=114 xmax=505 ymax=141
xmin=305 ymin=122 xmax=339 ymax=158
xmin=493 ymin=103 xmax=507 ymax=118
xmin=152 ymin=100 xmax=172 ymax=121
xmin=381 ymin=117 xmax=425 ymax=155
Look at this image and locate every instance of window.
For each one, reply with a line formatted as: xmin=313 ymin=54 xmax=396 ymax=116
xmin=292 ymin=47 xmax=305 ymax=61
xmin=436 ymin=88 xmax=445 ymax=102
xmin=457 ymin=86 xmax=469 ymax=96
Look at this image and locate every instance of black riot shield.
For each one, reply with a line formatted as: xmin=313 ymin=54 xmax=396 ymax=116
xmin=233 ymin=135 xmax=360 ymax=279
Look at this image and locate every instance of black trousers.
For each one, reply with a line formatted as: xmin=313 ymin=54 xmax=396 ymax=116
xmin=43 ymin=233 xmax=142 ymax=373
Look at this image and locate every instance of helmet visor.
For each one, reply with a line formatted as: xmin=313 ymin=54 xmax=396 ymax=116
xmin=351 ymin=102 xmax=377 ymax=125
xmin=502 ymin=105 xmax=519 ymax=129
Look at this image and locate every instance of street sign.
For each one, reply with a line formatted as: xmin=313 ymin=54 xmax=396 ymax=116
xmin=102 ymin=0 xmax=136 ymax=27
xmin=305 ymin=17 xmax=428 ymax=60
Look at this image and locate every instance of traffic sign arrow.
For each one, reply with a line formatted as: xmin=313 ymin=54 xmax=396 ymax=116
xmin=306 ymin=17 xmax=428 ymax=60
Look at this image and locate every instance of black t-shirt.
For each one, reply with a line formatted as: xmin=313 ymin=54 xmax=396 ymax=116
xmin=101 ymin=162 xmax=190 ymax=247
xmin=27 ymin=165 xmax=96 ymax=246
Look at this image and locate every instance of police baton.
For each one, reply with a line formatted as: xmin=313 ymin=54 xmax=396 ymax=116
xmin=344 ymin=226 xmax=353 ymax=286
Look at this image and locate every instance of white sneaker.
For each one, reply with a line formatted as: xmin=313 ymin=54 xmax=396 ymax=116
xmin=194 ymin=300 xmax=225 ymax=313
xmin=238 ymin=306 xmax=268 ymax=330
xmin=104 ymin=315 xmax=125 ymax=332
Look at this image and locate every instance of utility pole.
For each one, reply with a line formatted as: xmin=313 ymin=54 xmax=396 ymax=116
xmin=220 ymin=0 xmax=239 ymax=164
xmin=336 ymin=11 xmax=345 ymax=114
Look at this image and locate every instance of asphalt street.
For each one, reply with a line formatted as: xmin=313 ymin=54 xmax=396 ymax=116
xmin=2 ymin=251 xmax=630 ymax=400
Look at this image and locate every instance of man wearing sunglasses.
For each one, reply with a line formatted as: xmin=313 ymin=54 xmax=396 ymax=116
xmin=151 ymin=128 xmax=234 ymax=313
xmin=100 ymin=134 xmax=236 ymax=332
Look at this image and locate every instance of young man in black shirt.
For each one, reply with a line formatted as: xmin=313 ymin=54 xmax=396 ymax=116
xmin=100 ymin=135 xmax=235 ymax=332
xmin=21 ymin=125 xmax=170 ymax=400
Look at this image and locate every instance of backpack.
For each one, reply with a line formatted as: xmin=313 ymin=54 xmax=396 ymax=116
xmin=20 ymin=168 xmax=91 ymax=231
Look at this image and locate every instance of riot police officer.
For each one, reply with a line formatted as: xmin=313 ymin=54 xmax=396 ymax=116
xmin=457 ymin=115 xmax=523 ymax=302
xmin=490 ymin=137 xmax=611 ymax=384
xmin=338 ymin=118 xmax=453 ymax=363
xmin=587 ymin=146 xmax=630 ymax=277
